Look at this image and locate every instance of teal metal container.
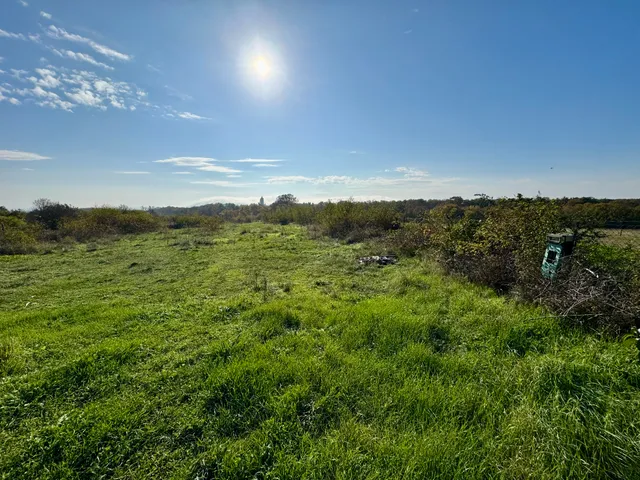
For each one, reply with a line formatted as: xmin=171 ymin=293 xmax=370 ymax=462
xmin=542 ymin=233 xmax=575 ymax=279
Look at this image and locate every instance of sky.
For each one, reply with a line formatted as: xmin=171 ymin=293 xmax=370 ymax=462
xmin=1 ymin=0 xmax=639 ymax=209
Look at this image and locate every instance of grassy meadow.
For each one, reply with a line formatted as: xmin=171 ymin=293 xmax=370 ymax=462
xmin=1 ymin=223 xmax=639 ymax=479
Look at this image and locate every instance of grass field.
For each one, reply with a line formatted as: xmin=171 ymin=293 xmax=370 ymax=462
xmin=1 ymin=223 xmax=639 ymax=479
xmin=599 ymin=228 xmax=640 ymax=249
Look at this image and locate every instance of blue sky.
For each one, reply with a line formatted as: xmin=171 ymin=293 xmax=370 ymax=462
xmin=1 ymin=0 xmax=639 ymax=209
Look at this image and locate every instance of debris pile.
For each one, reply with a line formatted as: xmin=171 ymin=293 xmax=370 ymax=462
xmin=358 ymin=255 xmax=397 ymax=266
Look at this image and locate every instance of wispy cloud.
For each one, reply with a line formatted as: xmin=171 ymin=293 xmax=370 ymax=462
xmin=252 ymin=163 xmax=280 ymax=168
xmin=165 ymin=85 xmax=193 ymax=101
xmin=227 ymin=174 xmax=242 ymax=178
xmin=197 ymin=165 xmax=242 ymax=173
xmin=349 ymin=150 xmax=365 ymax=155
xmin=0 ymin=29 xmax=26 ymax=41
xmin=50 ymin=48 xmax=114 ymax=70
xmin=8 ymin=97 xmax=21 ymax=105
xmin=114 ymin=171 xmax=150 ymax=174
xmin=394 ymin=166 xmax=429 ymax=178
xmin=46 ymin=25 xmax=132 ymax=62
xmin=40 ymin=11 xmax=52 ymax=19
xmin=266 ymin=168 xmax=441 ymax=187
xmin=191 ymin=180 xmax=243 ymax=187
xmin=176 ymin=111 xmax=209 ymax=120
xmin=172 ymin=171 xmax=193 ymax=175
xmin=0 ymin=150 xmax=51 ymax=161
xmin=146 ymin=64 xmax=162 ymax=74
xmin=229 ymin=158 xmax=285 ymax=163
xmin=18 ymin=0 xmax=28 ymax=7
xmin=22 ymin=167 xmax=34 ymax=171
xmin=154 ymin=157 xmax=217 ymax=167
xmin=404 ymin=30 xmax=413 ymax=34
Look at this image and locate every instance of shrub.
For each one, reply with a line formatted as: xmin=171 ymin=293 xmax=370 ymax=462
xmin=0 ymin=216 xmax=39 ymax=255
xmin=318 ymin=201 xmax=398 ymax=240
xmin=62 ymin=208 xmax=160 ymax=241
xmin=168 ymin=214 xmax=224 ymax=232
xmin=26 ymin=198 xmax=78 ymax=230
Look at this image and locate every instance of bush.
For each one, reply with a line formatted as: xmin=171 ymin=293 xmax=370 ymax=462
xmin=26 ymin=198 xmax=78 ymax=230
xmin=540 ymin=244 xmax=640 ymax=333
xmin=419 ymin=196 xmax=640 ymax=333
xmin=168 ymin=214 xmax=224 ymax=232
xmin=0 ymin=216 xmax=39 ymax=255
xmin=318 ymin=201 xmax=398 ymax=240
xmin=62 ymin=208 xmax=160 ymax=241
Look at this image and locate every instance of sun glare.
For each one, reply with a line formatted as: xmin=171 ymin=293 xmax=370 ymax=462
xmin=252 ymin=56 xmax=271 ymax=79
xmin=238 ymin=37 xmax=286 ymax=99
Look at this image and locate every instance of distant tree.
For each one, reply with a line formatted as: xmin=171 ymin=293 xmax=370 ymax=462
xmin=272 ymin=194 xmax=298 ymax=207
xmin=259 ymin=196 xmax=265 ymax=206
xmin=27 ymin=198 xmax=78 ymax=230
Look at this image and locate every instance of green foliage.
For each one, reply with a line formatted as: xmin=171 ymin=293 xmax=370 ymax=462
xmin=62 ymin=207 xmax=160 ymax=241
xmin=1 ymin=224 xmax=639 ymax=478
xmin=26 ymin=198 xmax=78 ymax=230
xmin=317 ymin=200 xmax=398 ymax=240
xmin=168 ymin=214 xmax=224 ymax=232
xmin=0 ymin=216 xmax=39 ymax=255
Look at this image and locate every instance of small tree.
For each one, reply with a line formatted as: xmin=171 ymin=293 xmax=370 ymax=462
xmin=272 ymin=194 xmax=298 ymax=207
xmin=27 ymin=198 xmax=78 ymax=230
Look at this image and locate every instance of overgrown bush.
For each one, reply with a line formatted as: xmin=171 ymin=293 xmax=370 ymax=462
xmin=415 ymin=196 xmax=639 ymax=333
xmin=26 ymin=198 xmax=78 ymax=230
xmin=62 ymin=207 xmax=160 ymax=241
xmin=540 ymin=244 xmax=640 ymax=333
xmin=0 ymin=216 xmax=40 ymax=255
xmin=318 ymin=201 xmax=398 ymax=240
xmin=168 ymin=214 xmax=224 ymax=232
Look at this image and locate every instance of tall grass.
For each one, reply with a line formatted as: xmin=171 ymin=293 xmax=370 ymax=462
xmin=0 ymin=224 xmax=638 ymax=478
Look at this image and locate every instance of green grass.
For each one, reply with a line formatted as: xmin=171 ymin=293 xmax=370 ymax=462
xmin=1 ymin=223 xmax=639 ymax=479
xmin=599 ymin=228 xmax=640 ymax=249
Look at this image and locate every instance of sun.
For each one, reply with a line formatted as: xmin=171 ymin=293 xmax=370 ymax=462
xmin=252 ymin=56 xmax=271 ymax=79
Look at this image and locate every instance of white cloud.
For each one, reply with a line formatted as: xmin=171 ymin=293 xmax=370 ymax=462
xmin=229 ymin=158 xmax=285 ymax=163
xmin=395 ymin=166 xmax=429 ymax=177
xmin=252 ymin=163 xmax=279 ymax=168
xmin=0 ymin=150 xmax=51 ymax=161
xmin=176 ymin=111 xmax=209 ymax=120
xmin=50 ymin=48 xmax=114 ymax=70
xmin=46 ymin=25 xmax=132 ymax=62
xmin=0 ymin=29 xmax=26 ymax=40
xmin=22 ymin=167 xmax=34 ymax=171
xmin=197 ymin=165 xmax=242 ymax=173
xmin=172 ymin=171 xmax=193 ymax=175
xmin=28 ymin=34 xmax=41 ymax=43
xmin=227 ymin=174 xmax=242 ymax=178
xmin=8 ymin=97 xmax=21 ymax=105
xmin=65 ymin=88 xmax=103 ymax=108
xmin=349 ymin=150 xmax=365 ymax=155
xmin=18 ymin=0 xmax=28 ymax=6
xmin=265 ymin=170 xmax=445 ymax=187
xmin=165 ymin=85 xmax=193 ymax=101
xmin=32 ymin=68 xmax=61 ymax=88
xmin=114 ymin=171 xmax=150 ymax=174
xmin=266 ymin=176 xmax=314 ymax=184
xmin=191 ymin=180 xmax=243 ymax=187
xmin=146 ymin=64 xmax=162 ymax=74
xmin=10 ymin=69 xmax=28 ymax=79
xmin=154 ymin=157 xmax=217 ymax=167
xmin=40 ymin=11 xmax=52 ymax=19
